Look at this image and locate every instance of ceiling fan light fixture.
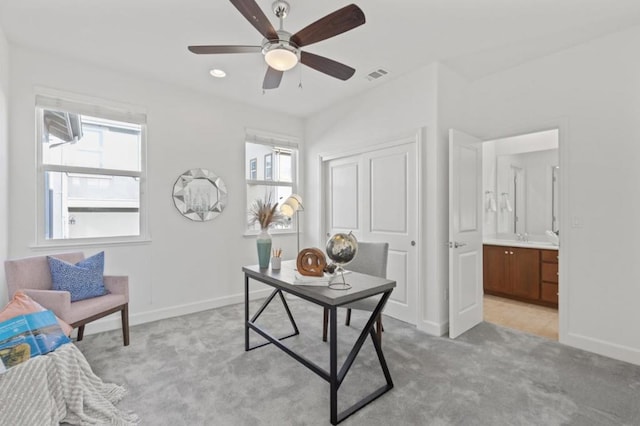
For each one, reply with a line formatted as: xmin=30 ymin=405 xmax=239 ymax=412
xmin=264 ymin=45 xmax=298 ymax=71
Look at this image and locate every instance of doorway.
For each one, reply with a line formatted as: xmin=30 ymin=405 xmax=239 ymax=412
xmin=482 ymin=129 xmax=560 ymax=340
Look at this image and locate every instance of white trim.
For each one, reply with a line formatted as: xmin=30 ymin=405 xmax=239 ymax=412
xmin=318 ymin=130 xmax=418 ymax=162
xmin=34 ymin=91 xmax=149 ymax=245
xmin=245 ymin=127 xmax=300 ymax=147
xmin=76 ymin=288 xmax=274 ymax=337
xmin=42 ymin=164 xmax=142 ymax=178
xmin=29 ymin=237 xmax=152 ymax=250
xmin=564 ymin=332 xmax=640 ymax=365
xmin=34 ymin=88 xmax=147 ymax=124
xmin=419 ymin=319 xmax=449 ymax=337
xmin=246 ymin=179 xmax=293 ymax=187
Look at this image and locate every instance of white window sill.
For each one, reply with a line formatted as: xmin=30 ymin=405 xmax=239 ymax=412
xmin=30 ymin=237 xmax=152 ymax=250
xmin=243 ymin=230 xmax=297 ymax=238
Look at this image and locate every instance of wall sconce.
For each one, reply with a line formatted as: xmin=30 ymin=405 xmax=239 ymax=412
xmin=485 ymin=191 xmax=497 ymax=212
xmin=501 ymin=193 xmax=513 ymax=212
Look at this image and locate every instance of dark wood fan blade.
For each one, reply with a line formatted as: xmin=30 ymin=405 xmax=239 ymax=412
xmin=230 ymin=0 xmax=278 ymax=40
xmin=300 ymin=51 xmax=355 ymax=80
xmin=263 ymin=67 xmax=284 ymax=90
xmin=291 ymin=4 xmax=365 ymax=47
xmin=188 ymin=45 xmax=262 ymax=54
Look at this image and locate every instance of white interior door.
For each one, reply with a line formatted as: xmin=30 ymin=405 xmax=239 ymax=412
xmin=324 ymin=141 xmax=418 ymax=325
xmin=449 ymin=129 xmax=483 ymax=338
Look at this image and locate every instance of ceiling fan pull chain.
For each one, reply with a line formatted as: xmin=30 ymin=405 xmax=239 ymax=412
xmin=298 ymin=65 xmax=303 ymax=89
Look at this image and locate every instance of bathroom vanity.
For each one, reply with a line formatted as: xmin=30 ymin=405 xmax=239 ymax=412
xmin=483 ymin=240 xmax=558 ymax=308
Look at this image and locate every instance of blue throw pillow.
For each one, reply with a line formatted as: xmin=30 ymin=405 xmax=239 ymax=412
xmin=48 ymin=252 xmax=107 ymax=302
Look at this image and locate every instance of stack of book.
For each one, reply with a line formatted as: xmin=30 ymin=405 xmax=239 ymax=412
xmin=293 ymin=270 xmax=350 ymax=286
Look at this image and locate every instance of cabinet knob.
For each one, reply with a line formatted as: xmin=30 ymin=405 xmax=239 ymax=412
xmin=510 ymin=251 xmax=514 ymax=255
xmin=504 ymin=251 xmax=508 ymax=254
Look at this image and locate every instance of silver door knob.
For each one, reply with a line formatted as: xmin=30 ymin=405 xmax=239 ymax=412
xmin=411 ymin=241 xmax=416 ymax=246
xmin=449 ymin=241 xmax=466 ymax=248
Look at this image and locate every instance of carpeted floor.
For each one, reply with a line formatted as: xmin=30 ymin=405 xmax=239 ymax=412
xmin=76 ymin=298 xmax=640 ymax=426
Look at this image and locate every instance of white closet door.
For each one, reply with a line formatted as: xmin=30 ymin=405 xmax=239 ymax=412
xmin=324 ymin=141 xmax=417 ymax=324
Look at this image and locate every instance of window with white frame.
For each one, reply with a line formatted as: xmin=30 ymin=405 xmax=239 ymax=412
xmin=264 ymin=153 xmax=273 ymax=181
xmin=249 ymin=158 xmax=257 ymax=180
xmin=245 ymin=133 xmax=298 ymax=233
xmin=36 ymin=94 xmax=147 ymax=242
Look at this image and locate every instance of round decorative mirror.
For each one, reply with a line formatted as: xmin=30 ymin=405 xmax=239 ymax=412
xmin=172 ymin=168 xmax=228 ymax=221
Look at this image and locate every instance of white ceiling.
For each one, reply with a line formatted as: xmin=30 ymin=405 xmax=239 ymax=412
xmin=1 ymin=0 xmax=640 ymax=118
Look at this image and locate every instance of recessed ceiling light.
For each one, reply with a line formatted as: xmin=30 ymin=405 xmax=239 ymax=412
xmin=209 ymin=69 xmax=226 ymax=78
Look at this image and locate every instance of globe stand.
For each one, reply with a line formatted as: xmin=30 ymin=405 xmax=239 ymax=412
xmin=326 ymin=231 xmax=358 ymax=291
xmin=328 ymin=266 xmax=351 ymax=291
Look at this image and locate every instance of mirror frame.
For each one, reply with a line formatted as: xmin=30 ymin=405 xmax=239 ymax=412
xmin=172 ymin=168 xmax=228 ymax=222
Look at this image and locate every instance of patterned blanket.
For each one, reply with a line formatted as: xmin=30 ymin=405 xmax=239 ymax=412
xmin=0 ymin=343 xmax=139 ymax=425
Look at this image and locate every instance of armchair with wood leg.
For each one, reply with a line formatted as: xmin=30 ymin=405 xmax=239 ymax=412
xmin=322 ymin=241 xmax=389 ymax=343
xmin=4 ymin=252 xmax=130 ymax=346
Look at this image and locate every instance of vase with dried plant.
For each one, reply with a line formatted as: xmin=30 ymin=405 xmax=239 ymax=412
xmin=249 ymin=194 xmax=285 ymax=269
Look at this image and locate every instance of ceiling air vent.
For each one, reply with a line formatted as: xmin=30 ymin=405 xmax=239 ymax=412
xmin=366 ymin=68 xmax=390 ymax=81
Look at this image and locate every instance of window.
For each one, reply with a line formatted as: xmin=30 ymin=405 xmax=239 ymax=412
xmin=245 ymin=133 xmax=298 ymax=233
xmin=249 ymin=158 xmax=257 ymax=180
xmin=264 ymin=153 xmax=273 ymax=180
xmin=36 ymin=94 xmax=147 ymax=243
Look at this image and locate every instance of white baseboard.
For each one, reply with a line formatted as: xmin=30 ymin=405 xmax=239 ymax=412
xmin=77 ymin=288 xmax=274 ymax=337
xmin=563 ymin=332 xmax=640 ymax=366
xmin=417 ymin=319 xmax=449 ymax=336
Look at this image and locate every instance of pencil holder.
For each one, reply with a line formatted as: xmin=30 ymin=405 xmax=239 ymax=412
xmin=271 ymin=257 xmax=281 ymax=270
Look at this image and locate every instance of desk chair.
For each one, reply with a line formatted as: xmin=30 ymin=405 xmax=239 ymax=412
xmin=322 ymin=241 xmax=389 ymax=342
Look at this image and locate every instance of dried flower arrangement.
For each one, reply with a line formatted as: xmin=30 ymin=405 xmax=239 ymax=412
xmin=249 ymin=193 xmax=285 ymax=230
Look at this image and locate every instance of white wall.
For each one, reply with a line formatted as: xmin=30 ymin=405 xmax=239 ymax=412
xmin=305 ymin=64 xmax=447 ymax=334
xmin=7 ymin=46 xmax=303 ymax=330
xmin=0 ymin=25 xmax=9 ymax=308
xmin=460 ymin=25 xmax=640 ymax=364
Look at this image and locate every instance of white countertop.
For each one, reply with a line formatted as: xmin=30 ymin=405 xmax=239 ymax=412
xmin=483 ymin=239 xmax=559 ymax=250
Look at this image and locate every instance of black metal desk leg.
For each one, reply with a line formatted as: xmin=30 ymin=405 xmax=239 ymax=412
xmin=244 ymin=274 xmax=250 ymax=351
xmin=330 ymin=306 xmax=338 ymax=425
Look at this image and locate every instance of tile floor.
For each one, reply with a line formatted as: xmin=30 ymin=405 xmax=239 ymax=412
xmin=483 ymin=294 xmax=558 ymax=340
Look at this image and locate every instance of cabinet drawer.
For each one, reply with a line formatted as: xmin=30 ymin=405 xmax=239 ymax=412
xmin=541 ymin=250 xmax=558 ymax=263
xmin=541 ymin=282 xmax=558 ymax=304
xmin=542 ymin=262 xmax=558 ymax=283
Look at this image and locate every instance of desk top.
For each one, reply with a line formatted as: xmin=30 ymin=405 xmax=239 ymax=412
xmin=243 ymin=260 xmax=395 ymax=307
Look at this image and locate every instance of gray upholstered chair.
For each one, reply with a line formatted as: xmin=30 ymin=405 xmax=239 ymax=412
xmin=4 ymin=252 xmax=130 ymax=346
xmin=322 ymin=241 xmax=389 ymax=342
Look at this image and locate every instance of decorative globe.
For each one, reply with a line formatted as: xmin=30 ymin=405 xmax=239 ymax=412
xmin=325 ymin=232 xmax=358 ymax=266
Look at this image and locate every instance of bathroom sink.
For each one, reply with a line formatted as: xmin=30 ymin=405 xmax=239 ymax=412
xmin=525 ymin=241 xmax=557 ymax=246
xmin=483 ymin=238 xmax=559 ymax=249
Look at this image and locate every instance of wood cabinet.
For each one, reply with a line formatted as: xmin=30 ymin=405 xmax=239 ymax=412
xmin=483 ymin=245 xmax=558 ymax=308
xmin=540 ymin=249 xmax=559 ymax=305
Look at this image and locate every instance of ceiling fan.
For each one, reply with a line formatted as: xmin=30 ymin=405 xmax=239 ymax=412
xmin=188 ymin=0 xmax=365 ymax=90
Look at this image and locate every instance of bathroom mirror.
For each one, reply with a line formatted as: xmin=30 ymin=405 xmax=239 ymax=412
xmin=496 ymin=148 xmax=558 ymax=238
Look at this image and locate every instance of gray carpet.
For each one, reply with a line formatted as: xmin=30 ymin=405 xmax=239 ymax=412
xmin=76 ymin=298 xmax=640 ymax=426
